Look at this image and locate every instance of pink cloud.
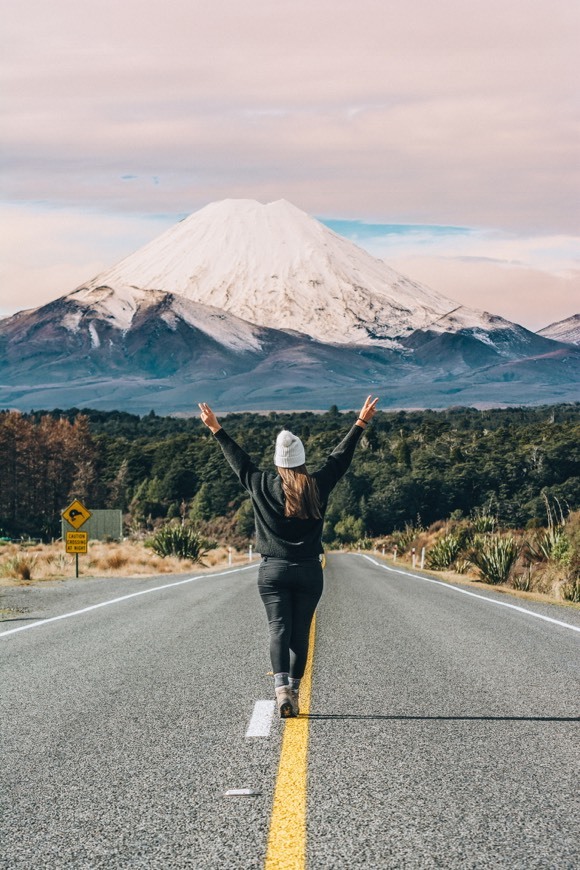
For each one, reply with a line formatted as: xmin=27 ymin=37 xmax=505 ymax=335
xmin=391 ymin=256 xmax=580 ymax=332
xmin=1 ymin=0 xmax=578 ymax=232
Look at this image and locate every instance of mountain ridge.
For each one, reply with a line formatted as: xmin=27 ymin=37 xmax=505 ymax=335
xmin=1 ymin=198 xmax=579 ymax=413
xmin=537 ymin=313 xmax=580 ymax=345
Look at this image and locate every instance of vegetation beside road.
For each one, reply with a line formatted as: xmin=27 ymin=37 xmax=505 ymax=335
xmin=0 ymin=403 xmax=579 ymax=602
xmin=367 ymin=506 xmax=580 ymax=605
xmin=0 ymin=539 xmax=248 ymax=585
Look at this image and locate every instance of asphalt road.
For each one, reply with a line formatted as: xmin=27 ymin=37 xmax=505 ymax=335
xmin=1 ymin=555 xmax=579 ymax=869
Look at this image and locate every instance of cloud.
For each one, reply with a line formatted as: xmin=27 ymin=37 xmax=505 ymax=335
xmin=347 ymin=223 xmax=580 ymax=275
xmin=334 ymin=219 xmax=580 ymax=329
xmin=1 ymin=0 xmax=578 ymax=232
xmin=390 ymin=256 xmax=580 ymax=332
xmin=0 ymin=204 xmax=171 ymax=314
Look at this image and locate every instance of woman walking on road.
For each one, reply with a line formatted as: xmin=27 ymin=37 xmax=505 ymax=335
xmin=198 ymin=395 xmax=379 ymax=717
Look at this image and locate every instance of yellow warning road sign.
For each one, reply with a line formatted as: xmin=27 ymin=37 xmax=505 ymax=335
xmin=62 ymin=499 xmax=92 ymax=529
xmin=66 ymin=531 xmax=88 ymax=553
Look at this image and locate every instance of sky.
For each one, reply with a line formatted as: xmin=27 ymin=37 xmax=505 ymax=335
xmin=1 ymin=0 xmax=578 ymax=330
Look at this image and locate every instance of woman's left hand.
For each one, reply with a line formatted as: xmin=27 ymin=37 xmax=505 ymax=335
xmin=198 ymin=402 xmax=221 ymax=434
xmin=357 ymin=395 xmax=379 ymax=426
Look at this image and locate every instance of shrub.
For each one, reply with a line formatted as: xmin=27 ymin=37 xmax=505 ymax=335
xmin=471 ymin=509 xmax=497 ymax=534
xmin=561 ymin=578 xmax=580 ymax=602
xmin=512 ymin=567 xmax=534 ymax=592
xmin=104 ymin=552 xmax=129 ymax=570
xmin=551 ymin=533 xmax=571 ymax=566
xmin=527 ymin=528 xmax=569 ymax=563
xmin=393 ymin=519 xmax=423 ymax=552
xmin=149 ymin=524 xmax=214 ymax=563
xmin=470 ymin=535 xmax=520 ymax=585
xmin=0 ymin=555 xmax=37 ymax=581
xmin=427 ymin=534 xmax=463 ymax=570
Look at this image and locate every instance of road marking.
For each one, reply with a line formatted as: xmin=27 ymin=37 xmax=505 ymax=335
xmin=246 ymin=700 xmax=276 ymax=738
xmin=0 ymin=565 xmax=255 ymax=638
xmin=361 ymin=555 xmax=580 ymax=635
xmin=265 ymin=613 xmax=316 ymax=870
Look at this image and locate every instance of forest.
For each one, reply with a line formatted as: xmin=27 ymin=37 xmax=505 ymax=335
xmin=0 ymin=403 xmax=579 ymax=545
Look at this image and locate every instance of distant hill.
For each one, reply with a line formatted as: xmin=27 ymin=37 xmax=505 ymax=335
xmin=537 ymin=314 xmax=580 ymax=346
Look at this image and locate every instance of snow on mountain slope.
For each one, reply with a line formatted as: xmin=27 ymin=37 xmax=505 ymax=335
xmin=78 ymin=199 xmax=502 ymax=345
xmin=537 ymin=314 xmax=580 ymax=345
xmin=65 ymin=284 xmax=263 ymax=351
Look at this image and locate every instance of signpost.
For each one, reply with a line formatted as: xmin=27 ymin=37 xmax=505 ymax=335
xmin=62 ymin=499 xmax=92 ymax=530
xmin=62 ymin=499 xmax=91 ymax=577
xmin=66 ymin=532 xmax=88 ymax=553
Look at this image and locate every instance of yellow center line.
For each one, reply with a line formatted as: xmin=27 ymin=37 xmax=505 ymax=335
xmin=264 ymin=613 xmax=317 ymax=870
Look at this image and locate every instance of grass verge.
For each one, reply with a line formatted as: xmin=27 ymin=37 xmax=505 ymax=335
xmin=0 ymin=541 xmax=251 ymax=586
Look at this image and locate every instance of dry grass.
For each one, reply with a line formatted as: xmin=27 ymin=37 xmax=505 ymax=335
xmin=0 ymin=540 xmax=251 ymax=585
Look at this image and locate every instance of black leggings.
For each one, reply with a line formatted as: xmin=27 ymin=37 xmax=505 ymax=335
xmin=257 ymin=557 xmax=324 ymax=679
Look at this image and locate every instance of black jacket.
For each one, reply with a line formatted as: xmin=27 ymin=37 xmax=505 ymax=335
xmin=213 ymin=424 xmax=364 ymax=559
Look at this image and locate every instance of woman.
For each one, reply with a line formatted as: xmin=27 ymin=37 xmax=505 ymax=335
xmin=198 ymin=395 xmax=379 ymax=717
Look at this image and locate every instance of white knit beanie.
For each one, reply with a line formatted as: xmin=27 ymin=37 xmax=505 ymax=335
xmin=274 ymin=430 xmax=306 ymax=468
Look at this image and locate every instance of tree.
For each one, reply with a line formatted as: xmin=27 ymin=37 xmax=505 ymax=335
xmin=189 ymin=483 xmax=215 ymax=522
xmin=334 ymin=515 xmax=365 ymax=544
xmin=235 ymin=498 xmax=255 ymax=538
xmin=108 ymin=459 xmax=130 ymax=510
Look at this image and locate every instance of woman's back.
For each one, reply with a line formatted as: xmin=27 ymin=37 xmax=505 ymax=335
xmin=212 ymin=422 xmax=366 ymax=558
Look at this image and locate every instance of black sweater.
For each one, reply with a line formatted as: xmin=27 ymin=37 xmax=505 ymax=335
xmin=213 ymin=424 xmax=364 ymax=559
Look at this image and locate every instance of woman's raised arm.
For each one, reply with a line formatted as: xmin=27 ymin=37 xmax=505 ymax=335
xmin=315 ymin=395 xmax=379 ymax=492
xmin=199 ymin=401 xmax=263 ymax=492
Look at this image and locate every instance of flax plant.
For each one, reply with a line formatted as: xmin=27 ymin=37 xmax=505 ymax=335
xmin=470 ymin=535 xmax=520 ymax=585
xmin=427 ymin=534 xmax=463 ymax=570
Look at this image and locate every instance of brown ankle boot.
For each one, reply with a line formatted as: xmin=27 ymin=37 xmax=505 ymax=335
xmin=275 ymin=686 xmax=296 ymax=718
xmin=290 ymin=688 xmax=300 ymax=716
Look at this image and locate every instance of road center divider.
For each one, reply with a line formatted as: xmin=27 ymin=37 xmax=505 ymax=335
xmin=265 ymin=613 xmax=316 ymax=870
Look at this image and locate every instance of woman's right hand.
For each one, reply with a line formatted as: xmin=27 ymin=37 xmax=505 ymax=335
xmin=198 ymin=402 xmax=222 ymax=434
xmin=357 ymin=395 xmax=379 ymax=426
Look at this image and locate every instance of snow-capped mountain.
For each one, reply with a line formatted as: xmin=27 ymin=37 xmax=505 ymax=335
xmin=1 ymin=198 xmax=579 ymax=413
xmin=60 ymin=284 xmax=264 ymax=353
xmin=78 ymin=198 xmax=516 ymax=347
xmin=0 ymin=287 xmax=271 ymax=379
xmin=537 ymin=314 xmax=580 ymax=345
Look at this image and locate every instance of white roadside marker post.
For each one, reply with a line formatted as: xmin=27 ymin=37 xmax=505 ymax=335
xmin=421 ymin=547 xmax=425 ymax=569
xmin=228 ymin=547 xmax=233 ymax=566
xmin=412 ymin=547 xmax=416 ymax=568
xmin=249 ymin=544 xmax=253 ymax=562
xmin=382 ymin=545 xmax=385 ymax=556
xmin=393 ymin=546 xmax=397 ymax=562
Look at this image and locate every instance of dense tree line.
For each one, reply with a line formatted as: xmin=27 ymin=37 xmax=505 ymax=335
xmin=1 ymin=404 xmax=579 ymax=542
xmin=0 ymin=412 xmax=98 ymax=538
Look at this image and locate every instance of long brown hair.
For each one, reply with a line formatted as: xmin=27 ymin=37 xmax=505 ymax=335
xmin=277 ymin=464 xmax=322 ymax=520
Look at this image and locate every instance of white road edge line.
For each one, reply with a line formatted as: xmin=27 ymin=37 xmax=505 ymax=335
xmin=360 ymin=555 xmax=580 ymax=635
xmin=245 ymin=700 xmax=276 ymax=738
xmin=0 ymin=565 xmax=256 ymax=638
